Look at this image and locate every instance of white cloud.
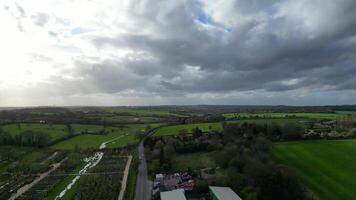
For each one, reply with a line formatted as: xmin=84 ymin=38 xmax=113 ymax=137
xmin=0 ymin=0 xmax=356 ymax=106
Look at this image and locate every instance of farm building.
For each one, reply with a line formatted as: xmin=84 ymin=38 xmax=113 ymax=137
xmin=209 ymin=186 xmax=242 ymax=200
xmin=160 ymin=189 xmax=187 ymax=200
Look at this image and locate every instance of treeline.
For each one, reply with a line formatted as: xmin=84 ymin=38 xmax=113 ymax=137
xmin=177 ymin=105 xmax=356 ymax=115
xmin=0 ymin=107 xmax=180 ymax=125
xmin=222 ymin=122 xmax=305 ymax=141
xmin=0 ymin=125 xmax=77 ymax=147
xmin=0 ymin=129 xmax=51 ymax=147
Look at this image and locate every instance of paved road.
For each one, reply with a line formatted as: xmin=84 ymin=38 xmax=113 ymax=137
xmin=134 ymin=139 xmax=150 ymax=200
xmin=134 ymin=129 xmax=158 ymax=200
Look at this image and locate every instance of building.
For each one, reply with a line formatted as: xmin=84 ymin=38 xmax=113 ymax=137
xmin=156 ymin=174 xmax=164 ymax=182
xmin=209 ymin=186 xmax=242 ymax=200
xmin=160 ymin=189 xmax=187 ymax=200
xmin=154 ymin=173 xmax=194 ymax=192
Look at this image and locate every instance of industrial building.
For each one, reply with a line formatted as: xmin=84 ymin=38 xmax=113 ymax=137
xmin=160 ymin=189 xmax=187 ymax=200
xmin=209 ymin=186 xmax=242 ymax=200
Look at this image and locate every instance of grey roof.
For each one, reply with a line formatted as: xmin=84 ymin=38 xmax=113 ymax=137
xmin=209 ymin=186 xmax=242 ymax=200
xmin=160 ymin=189 xmax=187 ymax=200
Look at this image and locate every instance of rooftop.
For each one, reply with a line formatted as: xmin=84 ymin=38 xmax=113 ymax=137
xmin=160 ymin=189 xmax=187 ymax=200
xmin=209 ymin=186 xmax=242 ymax=200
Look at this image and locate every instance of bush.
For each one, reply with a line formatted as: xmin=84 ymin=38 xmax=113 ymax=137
xmin=194 ymin=179 xmax=209 ymax=194
xmin=282 ymin=123 xmax=304 ymax=140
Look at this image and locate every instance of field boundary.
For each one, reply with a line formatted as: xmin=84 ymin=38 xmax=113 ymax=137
xmin=118 ymin=155 xmax=133 ymax=200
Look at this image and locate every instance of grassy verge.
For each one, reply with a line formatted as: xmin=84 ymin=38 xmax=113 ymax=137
xmin=124 ymin=166 xmax=137 ymax=200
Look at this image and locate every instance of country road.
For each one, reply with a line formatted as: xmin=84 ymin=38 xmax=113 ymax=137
xmin=134 ymin=139 xmax=150 ymax=200
xmin=134 ymin=128 xmax=159 ymax=200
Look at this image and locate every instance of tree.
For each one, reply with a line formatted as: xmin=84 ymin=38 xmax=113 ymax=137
xmin=67 ymin=124 xmax=74 ymax=136
xmin=192 ymin=127 xmax=203 ymax=138
xmin=257 ymin=166 xmax=306 ymax=200
xmin=36 ymin=132 xmax=51 ymax=147
xmin=145 ymin=125 xmax=152 ymax=131
xmin=240 ymin=186 xmax=257 ymax=200
xmin=282 ymin=123 xmax=304 ymax=140
xmin=225 ymin=168 xmax=246 ymax=192
xmin=215 ymin=144 xmax=237 ymax=168
xmin=0 ymin=130 xmax=13 ymax=145
xmin=194 ymin=179 xmax=209 ymax=194
xmin=164 ymin=144 xmax=176 ymax=161
xmin=179 ymin=129 xmax=188 ymax=134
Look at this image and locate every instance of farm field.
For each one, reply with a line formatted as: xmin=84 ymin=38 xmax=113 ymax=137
xmin=43 ymin=161 xmax=86 ymax=200
xmin=154 ymin=118 xmax=304 ymax=136
xmin=154 ymin=122 xmax=223 ymax=136
xmin=105 ymin=115 xmax=163 ymax=123
xmin=224 ymin=111 xmax=356 ymax=121
xmin=52 ymin=123 xmax=160 ymax=150
xmin=229 ymin=118 xmax=304 ymax=124
xmin=1 ymin=123 xmax=69 ymax=142
xmin=272 ymin=139 xmax=356 ymax=200
xmin=104 ymin=107 xmax=186 ymax=117
xmin=0 ymin=146 xmax=58 ymax=199
xmin=82 ymin=111 xmax=166 ymax=123
xmin=60 ymin=151 xmax=128 ymax=200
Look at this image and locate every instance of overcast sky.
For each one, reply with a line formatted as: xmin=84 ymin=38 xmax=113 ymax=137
xmin=1 ymin=0 xmax=356 ymax=106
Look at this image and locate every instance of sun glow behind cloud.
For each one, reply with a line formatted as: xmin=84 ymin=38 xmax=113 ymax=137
xmin=0 ymin=0 xmax=131 ymax=87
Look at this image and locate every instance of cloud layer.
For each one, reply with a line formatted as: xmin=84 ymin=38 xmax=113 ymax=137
xmin=1 ymin=0 xmax=356 ymax=106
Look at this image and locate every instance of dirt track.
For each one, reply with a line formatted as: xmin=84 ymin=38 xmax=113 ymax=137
xmin=9 ymin=157 xmax=67 ymax=200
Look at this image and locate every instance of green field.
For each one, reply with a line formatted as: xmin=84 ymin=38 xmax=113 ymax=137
xmin=229 ymin=118 xmax=304 ymax=124
xmin=51 ymin=124 xmax=161 ymax=150
xmin=105 ymin=107 xmax=186 ymax=117
xmin=1 ymin=123 xmax=69 ymax=141
xmin=224 ymin=111 xmax=356 ymax=121
xmin=154 ymin=118 xmax=304 ymax=136
xmin=172 ymin=152 xmax=216 ymax=171
xmin=154 ymin=122 xmax=223 ymax=136
xmin=272 ymin=140 xmax=356 ymax=200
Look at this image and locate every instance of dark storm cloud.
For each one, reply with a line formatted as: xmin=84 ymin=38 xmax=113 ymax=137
xmin=88 ymin=0 xmax=356 ymax=97
xmin=3 ymin=0 xmax=356 ymax=106
xmin=31 ymin=0 xmax=352 ymax=105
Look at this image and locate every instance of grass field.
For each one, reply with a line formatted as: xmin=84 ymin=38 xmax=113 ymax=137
xmin=105 ymin=107 xmax=186 ymax=117
xmin=272 ymin=140 xmax=356 ymax=200
xmin=154 ymin=122 xmax=223 ymax=136
xmin=1 ymin=123 xmax=68 ymax=141
xmin=172 ymin=152 xmax=216 ymax=171
xmin=51 ymin=123 xmax=161 ymax=150
xmin=224 ymin=111 xmax=356 ymax=121
xmin=229 ymin=118 xmax=304 ymax=124
xmin=154 ymin=118 xmax=304 ymax=136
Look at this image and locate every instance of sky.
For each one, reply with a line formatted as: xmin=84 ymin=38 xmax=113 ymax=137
xmin=0 ymin=0 xmax=356 ymax=106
